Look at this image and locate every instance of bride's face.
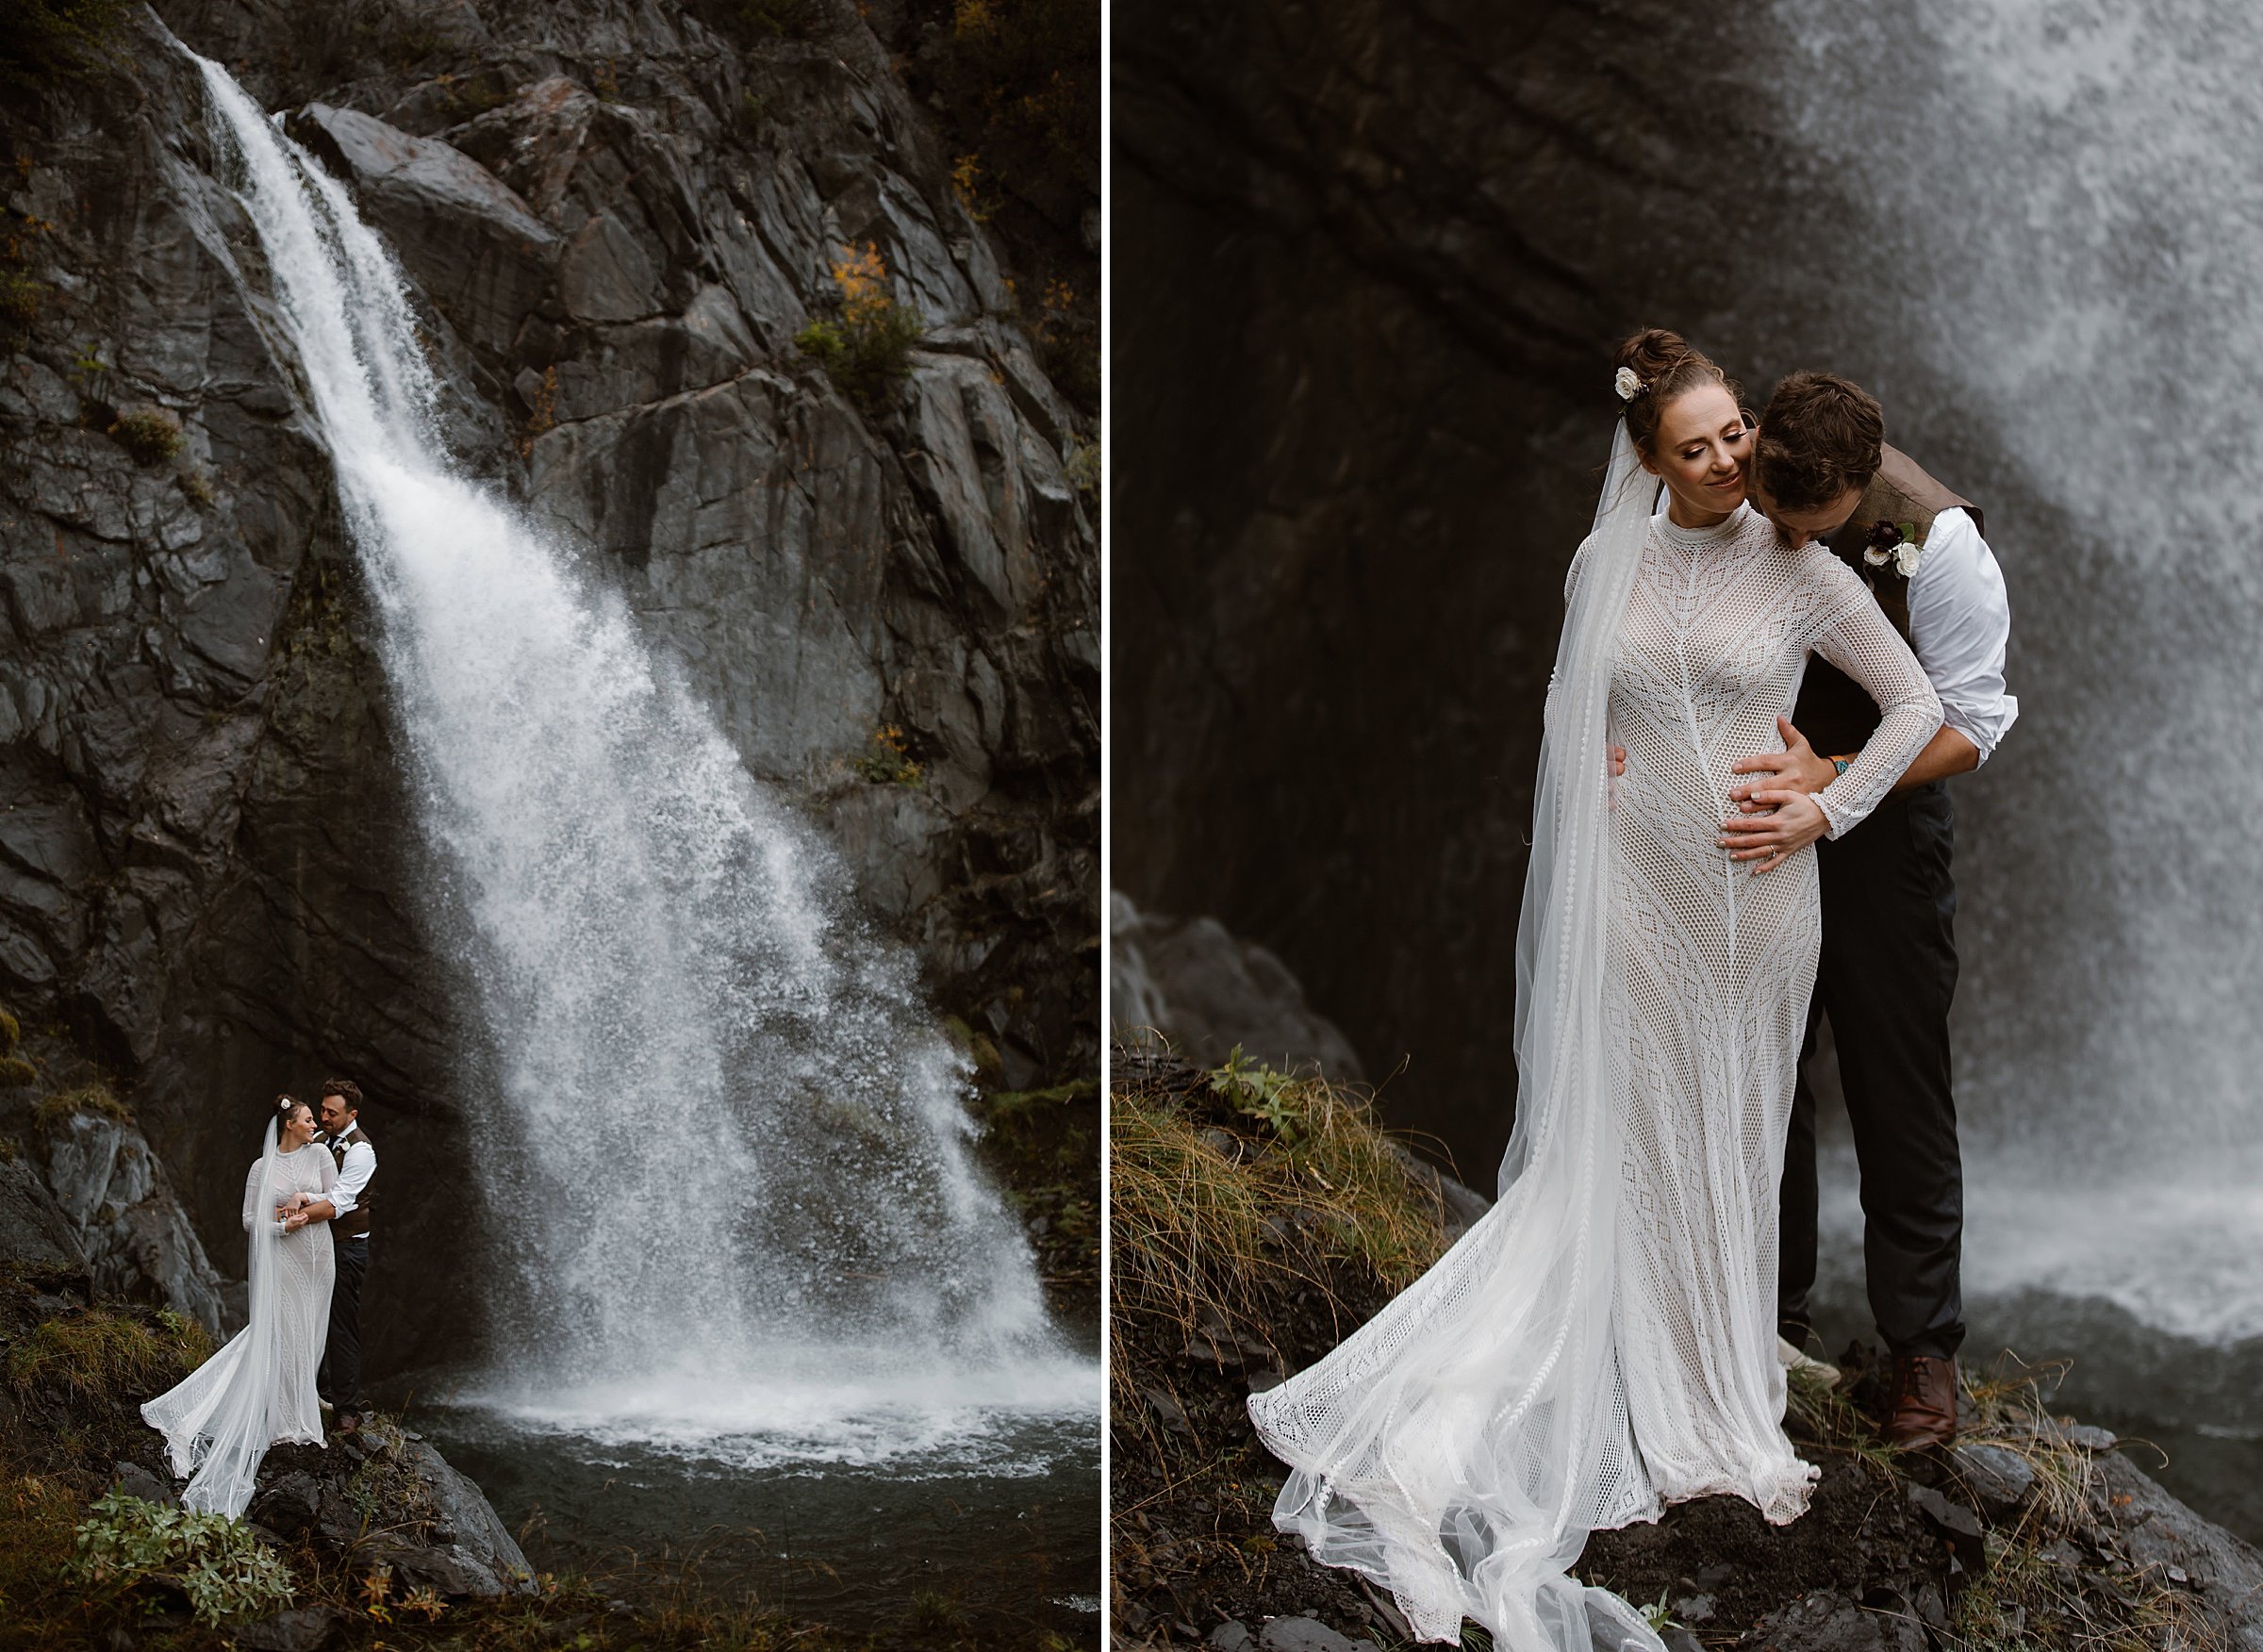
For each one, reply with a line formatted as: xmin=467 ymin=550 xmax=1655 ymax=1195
xmin=1642 ymin=383 xmax=1751 ymax=519
xmin=280 ymin=1105 xmax=315 ymax=1149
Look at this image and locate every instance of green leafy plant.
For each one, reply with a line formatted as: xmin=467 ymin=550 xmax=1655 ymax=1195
xmin=1638 ymin=1588 xmax=1678 ymax=1633
xmin=795 ymin=241 xmax=923 ymax=414
xmin=68 ymin=1490 xmax=295 ymax=1625
xmin=1208 ymin=1045 xmax=1303 ymax=1142
xmin=851 ymin=723 xmax=924 ymax=786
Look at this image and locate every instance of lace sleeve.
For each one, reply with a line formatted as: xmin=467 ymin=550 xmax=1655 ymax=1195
xmin=242 ymin=1160 xmax=263 ymax=1232
xmin=1804 ymin=556 xmax=1943 ymax=838
xmin=1563 ymin=532 xmax=1597 ymax=603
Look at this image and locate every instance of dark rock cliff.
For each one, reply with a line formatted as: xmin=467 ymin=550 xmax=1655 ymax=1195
xmin=1110 ymin=0 xmax=1952 ymax=1174
xmin=0 ymin=0 xmax=1098 ymax=1371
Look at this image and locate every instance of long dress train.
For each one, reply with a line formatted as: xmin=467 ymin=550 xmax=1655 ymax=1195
xmin=142 ymin=1136 xmax=338 ymax=1517
xmin=1247 ymin=497 xmax=1941 ymax=1649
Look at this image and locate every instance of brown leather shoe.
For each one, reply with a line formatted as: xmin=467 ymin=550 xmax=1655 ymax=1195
xmin=1883 ymin=1354 xmax=1958 ymax=1448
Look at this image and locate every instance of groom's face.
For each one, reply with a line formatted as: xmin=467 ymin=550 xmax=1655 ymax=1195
xmin=1750 ymin=477 xmax=1864 ymax=550
xmin=320 ymin=1094 xmax=354 ymax=1134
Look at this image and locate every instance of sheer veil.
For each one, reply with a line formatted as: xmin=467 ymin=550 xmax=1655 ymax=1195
xmin=1246 ymin=422 xmax=1667 ymax=1650
xmin=141 ymin=1117 xmax=289 ymax=1519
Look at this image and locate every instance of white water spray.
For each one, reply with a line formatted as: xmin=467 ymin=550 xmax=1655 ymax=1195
xmin=189 ymin=54 xmax=1088 ymax=1449
xmin=1750 ymin=0 xmax=2263 ymax=1348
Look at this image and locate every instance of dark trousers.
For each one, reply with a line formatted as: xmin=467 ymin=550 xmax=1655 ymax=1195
xmin=1778 ymin=782 xmax=1966 ymax=1360
xmin=319 ymin=1233 xmax=368 ymax=1411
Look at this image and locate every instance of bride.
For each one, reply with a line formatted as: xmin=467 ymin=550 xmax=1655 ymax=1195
xmin=1246 ymin=330 xmax=1942 ymax=1650
xmin=143 ymin=1095 xmax=339 ymax=1518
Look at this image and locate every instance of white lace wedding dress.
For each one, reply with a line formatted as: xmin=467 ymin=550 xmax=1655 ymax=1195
xmin=1247 ymin=496 xmax=1941 ymax=1649
xmin=143 ymin=1136 xmax=337 ymax=1516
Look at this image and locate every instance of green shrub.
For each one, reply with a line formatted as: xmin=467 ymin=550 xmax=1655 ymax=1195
xmin=733 ymin=0 xmax=809 ymax=35
xmin=68 ymin=1490 xmax=295 ymax=1624
xmin=0 ymin=270 xmax=43 ymax=332
xmin=107 ymin=408 xmax=182 ymax=465
xmin=0 ymin=1054 xmax=36 ymax=1087
xmin=0 ymin=0 xmax=126 ymax=90
xmin=796 ymin=242 xmax=923 ymax=414
xmin=930 ymin=0 xmax=1097 ymax=208
xmin=851 ymin=723 xmax=924 ymax=787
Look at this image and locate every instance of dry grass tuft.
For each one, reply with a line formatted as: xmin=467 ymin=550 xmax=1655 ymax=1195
xmin=1110 ymin=1047 xmax=1453 ymax=1475
xmin=4 ymin=1307 xmax=203 ymax=1407
xmin=31 ymin=1081 xmax=130 ymax=1132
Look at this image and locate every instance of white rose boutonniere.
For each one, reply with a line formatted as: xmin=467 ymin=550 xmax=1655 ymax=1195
xmin=1862 ymin=519 xmax=1924 ymax=579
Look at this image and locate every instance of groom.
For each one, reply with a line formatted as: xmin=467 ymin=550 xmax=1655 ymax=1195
xmin=1723 ymin=372 xmax=2017 ymax=1449
xmin=314 ymin=1078 xmax=377 ymax=1432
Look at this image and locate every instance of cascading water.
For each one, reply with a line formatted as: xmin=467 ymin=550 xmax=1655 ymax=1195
xmin=1730 ymin=0 xmax=2263 ymax=1331
xmin=1702 ymin=0 xmax=2263 ymax=1533
xmin=185 ymin=51 xmax=1090 ymax=1463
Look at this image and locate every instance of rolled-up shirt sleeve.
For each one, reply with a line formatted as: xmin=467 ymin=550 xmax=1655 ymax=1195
xmin=1906 ymin=506 xmax=2018 ymax=763
xmin=331 ymin=1140 xmax=375 ymax=1218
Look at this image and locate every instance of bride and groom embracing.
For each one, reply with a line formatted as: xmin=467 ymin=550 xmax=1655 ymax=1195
xmin=140 ymin=1080 xmax=380 ymax=1518
xmin=1246 ymin=330 xmax=2016 ymax=1650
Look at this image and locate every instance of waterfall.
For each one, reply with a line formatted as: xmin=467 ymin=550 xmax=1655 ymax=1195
xmin=1739 ymin=0 xmax=2263 ymax=1346
xmin=188 ymin=53 xmax=1086 ymax=1455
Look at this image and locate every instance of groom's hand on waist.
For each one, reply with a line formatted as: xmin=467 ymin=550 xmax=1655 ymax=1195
xmin=1728 ymin=715 xmax=1834 ymax=808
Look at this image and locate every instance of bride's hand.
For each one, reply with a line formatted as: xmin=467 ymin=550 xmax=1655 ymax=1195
xmin=1719 ymin=786 xmax=1828 ymax=874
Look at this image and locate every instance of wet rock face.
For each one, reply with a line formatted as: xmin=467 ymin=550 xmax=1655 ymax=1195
xmin=40 ymin=1109 xmax=234 ymax=1336
xmin=1110 ymin=0 xmax=1811 ymax=1166
xmin=0 ymin=0 xmax=1097 ymax=1369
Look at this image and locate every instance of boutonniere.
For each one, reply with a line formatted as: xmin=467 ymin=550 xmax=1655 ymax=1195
xmin=1861 ymin=520 xmax=1924 ymax=579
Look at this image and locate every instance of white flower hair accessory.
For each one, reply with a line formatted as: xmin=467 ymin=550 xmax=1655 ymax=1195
xmin=1614 ymin=367 xmax=1644 ymax=402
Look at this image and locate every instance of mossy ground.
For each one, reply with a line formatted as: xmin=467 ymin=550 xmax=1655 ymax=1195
xmin=1109 ymin=1048 xmax=2214 ymax=1651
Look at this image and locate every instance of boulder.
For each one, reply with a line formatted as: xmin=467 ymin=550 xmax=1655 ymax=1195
xmin=228 ymin=1605 xmax=354 ymax=1652
xmin=1256 ymin=1617 xmax=1379 ymax=1652
xmin=1112 ymin=893 xmax=1367 ymax=1080
xmin=0 ymin=1153 xmax=85 ymax=1278
xmin=289 ymin=104 xmax=559 ymax=355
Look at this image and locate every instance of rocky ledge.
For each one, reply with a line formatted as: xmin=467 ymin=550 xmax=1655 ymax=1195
xmin=1111 ymin=1049 xmax=2263 ymax=1652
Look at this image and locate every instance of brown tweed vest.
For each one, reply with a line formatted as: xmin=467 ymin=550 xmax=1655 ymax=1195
xmin=1791 ymin=444 xmax=1983 ymax=760
xmin=327 ymin=1124 xmax=374 ymax=1239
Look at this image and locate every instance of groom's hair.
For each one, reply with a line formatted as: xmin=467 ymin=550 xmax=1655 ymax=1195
xmin=322 ymin=1077 xmax=363 ymax=1117
xmin=1754 ymin=372 xmax=1884 ymax=513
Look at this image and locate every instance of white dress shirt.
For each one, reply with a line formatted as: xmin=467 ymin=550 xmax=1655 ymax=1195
xmin=326 ymin=1134 xmax=376 ymax=1234
xmin=1904 ymin=506 xmax=2018 ymax=763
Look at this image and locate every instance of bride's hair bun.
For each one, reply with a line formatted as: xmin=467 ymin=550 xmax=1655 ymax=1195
xmin=1611 ymin=328 xmax=1739 ymax=456
xmin=273 ymin=1092 xmax=305 ymax=1122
